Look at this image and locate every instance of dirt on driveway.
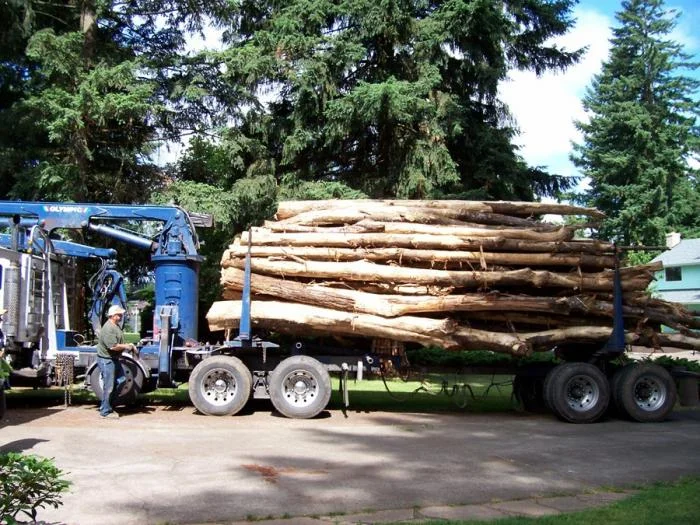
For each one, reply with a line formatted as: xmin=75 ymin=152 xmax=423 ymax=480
xmin=1 ymin=400 xmax=700 ymax=525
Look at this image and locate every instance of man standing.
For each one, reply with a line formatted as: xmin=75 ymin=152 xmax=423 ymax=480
xmin=96 ymin=304 xmax=136 ymax=419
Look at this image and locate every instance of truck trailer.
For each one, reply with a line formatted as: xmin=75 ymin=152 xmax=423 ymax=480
xmin=0 ymin=200 xmax=682 ymax=423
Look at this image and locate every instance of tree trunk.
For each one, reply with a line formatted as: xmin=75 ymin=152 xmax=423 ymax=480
xmin=224 ymin=243 xmax=615 ymax=268
xmin=221 ymin=257 xmax=655 ymax=292
xmin=213 ymin=200 xmax=700 ymax=355
xmin=265 ymin=219 xmax=583 ymax=242
xmin=221 ymin=267 xmax=639 ymax=318
xmin=275 ymin=199 xmax=606 ymax=220
xmin=241 ymin=229 xmax=616 ymax=254
xmin=206 ymin=300 xmax=530 ymax=355
xmin=276 ymin=207 xmax=557 ymax=228
xmin=208 ymin=300 xmax=700 ymax=355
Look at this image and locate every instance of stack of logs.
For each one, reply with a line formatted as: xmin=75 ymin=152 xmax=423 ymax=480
xmin=207 ymin=200 xmax=700 ymax=357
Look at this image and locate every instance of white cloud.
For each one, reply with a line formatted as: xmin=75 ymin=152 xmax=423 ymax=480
xmin=669 ymin=4 xmax=700 ymax=52
xmin=186 ymin=23 xmax=225 ymax=54
xmin=499 ymin=8 xmax=613 ymax=170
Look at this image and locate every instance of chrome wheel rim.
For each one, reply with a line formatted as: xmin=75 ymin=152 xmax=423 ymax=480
xmin=202 ymin=368 xmax=238 ymax=406
xmin=281 ymin=369 xmax=318 ymax=408
xmin=565 ymin=375 xmax=600 ymax=412
xmin=633 ymin=375 xmax=666 ymax=412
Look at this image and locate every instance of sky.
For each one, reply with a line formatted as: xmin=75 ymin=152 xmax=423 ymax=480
xmin=499 ymin=0 xmax=700 ymax=194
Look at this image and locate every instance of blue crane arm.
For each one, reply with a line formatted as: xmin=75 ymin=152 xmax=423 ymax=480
xmin=0 ymin=233 xmax=117 ymax=259
xmin=0 ymin=201 xmax=209 ymax=257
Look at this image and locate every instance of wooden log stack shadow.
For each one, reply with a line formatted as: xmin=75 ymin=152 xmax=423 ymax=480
xmin=207 ymin=200 xmax=700 ymax=357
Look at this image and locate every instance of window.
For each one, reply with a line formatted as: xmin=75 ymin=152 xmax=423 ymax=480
xmin=665 ymin=267 xmax=682 ymax=282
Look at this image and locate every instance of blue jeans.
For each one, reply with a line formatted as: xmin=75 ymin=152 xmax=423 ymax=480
xmin=97 ymin=357 xmax=125 ymax=416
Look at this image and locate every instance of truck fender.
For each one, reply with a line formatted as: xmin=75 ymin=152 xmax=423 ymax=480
xmin=85 ymin=354 xmax=151 ymax=386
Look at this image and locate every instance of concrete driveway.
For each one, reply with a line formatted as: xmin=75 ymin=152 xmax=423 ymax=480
xmin=1 ymin=402 xmax=699 ymax=525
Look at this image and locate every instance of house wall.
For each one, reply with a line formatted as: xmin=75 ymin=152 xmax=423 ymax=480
xmin=654 ymin=265 xmax=700 ymax=292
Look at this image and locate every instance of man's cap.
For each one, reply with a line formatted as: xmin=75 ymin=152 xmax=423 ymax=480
xmin=107 ymin=305 xmax=126 ymax=317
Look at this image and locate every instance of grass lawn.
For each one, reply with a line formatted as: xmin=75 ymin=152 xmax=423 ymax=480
xmin=4 ymin=373 xmax=516 ymax=414
xmin=330 ymin=373 xmax=515 ymax=413
xmin=403 ymin=477 xmax=700 ymax=525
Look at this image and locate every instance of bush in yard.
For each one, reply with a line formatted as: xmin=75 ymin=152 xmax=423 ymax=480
xmin=0 ymin=452 xmax=71 ymax=524
xmin=0 ymin=359 xmax=10 ymax=381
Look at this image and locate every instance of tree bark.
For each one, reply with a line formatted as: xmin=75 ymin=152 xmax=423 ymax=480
xmin=276 ymin=206 xmax=558 ymax=228
xmin=206 ymin=300 xmax=530 ymax=355
xmin=208 ymin=300 xmax=699 ymax=355
xmin=275 ymin=199 xmax=606 ymax=220
xmin=222 ymin=266 xmax=698 ymax=331
xmin=224 ymin=243 xmax=615 ymax=268
xmin=211 ymin=199 xmax=700 ymax=355
xmin=265 ymin=219 xmax=583 ymax=241
xmin=221 ymin=267 xmax=644 ymax=318
xmin=221 ymin=257 xmax=655 ymax=292
xmin=241 ymin=229 xmax=616 ymax=254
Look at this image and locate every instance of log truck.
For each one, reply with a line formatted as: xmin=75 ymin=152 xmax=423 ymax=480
xmin=0 ymin=201 xmax=679 ymax=422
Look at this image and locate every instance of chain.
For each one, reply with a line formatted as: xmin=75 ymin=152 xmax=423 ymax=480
xmin=54 ymin=353 xmax=75 ymax=407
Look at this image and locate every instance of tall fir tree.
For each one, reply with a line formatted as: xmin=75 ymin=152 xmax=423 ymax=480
xmin=572 ymin=0 xmax=700 ymax=245
xmin=210 ymin=0 xmax=583 ymax=200
xmin=0 ymin=1 xmax=228 ymax=203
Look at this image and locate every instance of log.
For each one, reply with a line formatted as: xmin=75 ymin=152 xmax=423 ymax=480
xmin=206 ymin=300 xmax=530 ymax=355
xmin=265 ymin=219 xmax=583 ymax=242
xmin=358 ymin=283 xmax=456 ymax=296
xmin=262 ymin=221 xmax=387 ymax=233
xmin=277 ymin=206 xmax=556 ymax=228
xmin=224 ymin=243 xmax=615 ymax=268
xmin=241 ymin=229 xmax=616 ymax=254
xmin=275 ymin=199 xmax=606 ymax=220
xmin=221 ymin=267 xmax=582 ymax=316
xmin=207 ymin=300 xmax=699 ymax=355
xmin=458 ymin=312 xmax=606 ymax=328
xmin=221 ymin=267 xmax=670 ymax=320
xmin=241 ymin=267 xmax=687 ymax=329
xmin=221 ymin=257 xmax=655 ymax=292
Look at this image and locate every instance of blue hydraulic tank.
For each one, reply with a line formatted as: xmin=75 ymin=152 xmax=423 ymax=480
xmin=153 ymin=255 xmax=201 ymax=344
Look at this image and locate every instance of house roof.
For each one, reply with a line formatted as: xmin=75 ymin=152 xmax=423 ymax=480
xmin=651 ymin=239 xmax=700 ymax=267
xmin=654 ymin=289 xmax=700 ymax=305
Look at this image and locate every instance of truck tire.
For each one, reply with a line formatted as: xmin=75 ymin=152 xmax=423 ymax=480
xmin=609 ymin=363 xmax=634 ymax=416
xmin=89 ymin=358 xmax=145 ymax=406
xmin=545 ymin=362 xmax=610 ymax=423
xmin=269 ymin=355 xmax=331 ymax=419
xmin=188 ymin=355 xmax=252 ymax=416
xmin=613 ymin=363 xmax=677 ymax=422
xmin=513 ymin=363 xmax=554 ymax=413
xmin=542 ymin=365 xmax=559 ymax=413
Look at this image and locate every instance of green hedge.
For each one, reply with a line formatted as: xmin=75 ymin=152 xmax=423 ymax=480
xmin=123 ymin=332 xmax=141 ymax=344
xmin=405 ymin=347 xmax=700 ymax=373
xmin=405 ymin=348 xmax=557 ymax=368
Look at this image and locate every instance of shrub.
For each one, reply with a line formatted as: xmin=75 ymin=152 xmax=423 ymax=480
xmin=0 ymin=452 xmax=71 ymax=524
xmin=405 ymin=347 xmax=558 ymax=368
xmin=123 ymin=332 xmax=141 ymax=344
xmin=647 ymin=355 xmax=700 ymax=374
xmin=0 ymin=358 xmax=10 ymax=381
xmin=0 ymin=347 xmax=11 ymax=382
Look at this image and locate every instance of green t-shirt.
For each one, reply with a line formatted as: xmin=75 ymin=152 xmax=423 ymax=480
xmin=96 ymin=321 xmax=124 ymax=358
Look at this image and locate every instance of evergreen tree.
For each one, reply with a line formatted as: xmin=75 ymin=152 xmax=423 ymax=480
xmin=212 ymin=0 xmax=582 ymax=200
xmin=572 ymin=0 xmax=700 ymax=245
xmin=0 ymin=1 xmax=226 ymax=203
